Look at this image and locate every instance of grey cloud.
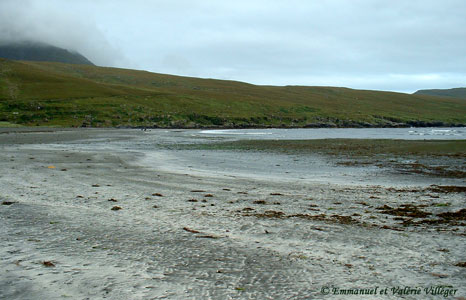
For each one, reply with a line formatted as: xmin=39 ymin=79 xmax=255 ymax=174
xmin=1 ymin=0 xmax=465 ymax=92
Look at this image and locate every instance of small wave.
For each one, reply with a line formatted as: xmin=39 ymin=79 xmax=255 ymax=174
xmin=200 ymin=130 xmax=273 ymax=135
xmin=409 ymin=129 xmax=459 ymax=136
xmin=245 ymin=132 xmax=273 ymax=135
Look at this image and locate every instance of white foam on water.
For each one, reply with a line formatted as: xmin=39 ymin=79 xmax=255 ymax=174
xmin=199 ymin=129 xmax=273 ymax=135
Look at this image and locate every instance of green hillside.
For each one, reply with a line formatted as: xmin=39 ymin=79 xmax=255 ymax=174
xmin=0 ymin=58 xmax=465 ymax=128
xmin=414 ymin=88 xmax=466 ymax=99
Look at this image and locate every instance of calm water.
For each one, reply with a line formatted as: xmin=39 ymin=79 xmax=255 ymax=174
xmin=196 ymin=127 xmax=466 ymax=140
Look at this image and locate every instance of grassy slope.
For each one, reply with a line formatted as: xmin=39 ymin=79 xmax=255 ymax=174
xmin=1 ymin=58 xmax=465 ymax=127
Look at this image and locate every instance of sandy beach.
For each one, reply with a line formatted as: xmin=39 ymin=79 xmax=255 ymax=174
xmin=1 ymin=128 xmax=465 ymax=299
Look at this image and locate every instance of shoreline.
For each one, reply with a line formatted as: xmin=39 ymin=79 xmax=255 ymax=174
xmin=2 ymin=121 xmax=466 ymax=132
xmin=1 ymin=124 xmax=466 ymax=133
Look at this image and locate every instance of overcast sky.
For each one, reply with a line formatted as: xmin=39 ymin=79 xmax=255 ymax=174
xmin=1 ymin=0 xmax=465 ymax=93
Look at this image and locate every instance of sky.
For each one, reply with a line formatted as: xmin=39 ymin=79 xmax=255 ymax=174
xmin=1 ymin=0 xmax=465 ymax=93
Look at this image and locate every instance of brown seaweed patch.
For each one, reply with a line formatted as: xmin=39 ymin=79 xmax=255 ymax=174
xmin=183 ymin=227 xmax=200 ymax=233
xmin=428 ymin=185 xmax=466 ymax=193
xmin=197 ymin=235 xmax=219 ymax=239
xmin=330 ymin=215 xmax=358 ymax=225
xmin=242 ymin=207 xmax=255 ymax=211
xmin=385 ymin=185 xmax=465 ymax=194
xmin=1 ymin=201 xmax=15 ymax=205
xmin=386 ymin=187 xmax=423 ymax=193
xmin=455 ymin=262 xmax=466 ymax=268
xmin=405 ymin=218 xmax=444 ymax=226
xmin=249 ymin=210 xmax=359 ymax=226
xmin=252 ymin=210 xmax=286 ymax=218
xmin=289 ymin=213 xmax=327 ymax=221
xmin=42 ymin=261 xmax=55 ymax=267
xmin=401 ymin=209 xmax=466 ymax=227
xmin=245 ymin=209 xmax=409 ymax=229
xmin=253 ymin=200 xmax=267 ymax=205
xmin=381 ymin=225 xmax=405 ymax=231
xmin=437 ymin=209 xmax=466 ymax=221
xmin=376 ymin=204 xmax=431 ymax=218
xmin=393 ymin=163 xmax=466 ymax=178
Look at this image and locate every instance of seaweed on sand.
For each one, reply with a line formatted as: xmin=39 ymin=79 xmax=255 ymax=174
xmin=428 ymin=185 xmax=466 ymax=193
xmin=246 ymin=210 xmax=359 ymax=225
xmin=401 ymin=209 xmax=466 ymax=227
xmin=437 ymin=209 xmax=466 ymax=221
xmin=376 ymin=204 xmax=431 ymax=218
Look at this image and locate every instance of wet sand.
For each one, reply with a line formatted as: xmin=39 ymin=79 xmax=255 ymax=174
xmin=1 ymin=129 xmax=465 ymax=299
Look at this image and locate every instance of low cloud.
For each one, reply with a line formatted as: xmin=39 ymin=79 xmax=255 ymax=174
xmin=0 ymin=0 xmax=126 ymax=66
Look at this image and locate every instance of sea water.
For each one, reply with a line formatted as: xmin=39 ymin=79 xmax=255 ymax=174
xmin=196 ymin=127 xmax=466 ymax=140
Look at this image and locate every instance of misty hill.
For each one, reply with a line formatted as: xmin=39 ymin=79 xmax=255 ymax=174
xmin=414 ymin=88 xmax=466 ymax=99
xmin=0 ymin=42 xmax=94 ymax=66
xmin=0 ymin=58 xmax=465 ymax=128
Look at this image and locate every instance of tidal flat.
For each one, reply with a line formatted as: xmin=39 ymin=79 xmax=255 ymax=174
xmin=184 ymin=139 xmax=466 ymax=179
xmin=0 ymin=128 xmax=465 ymax=299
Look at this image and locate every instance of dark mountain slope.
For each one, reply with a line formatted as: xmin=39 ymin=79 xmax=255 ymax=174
xmin=414 ymin=88 xmax=466 ymax=99
xmin=0 ymin=42 xmax=94 ymax=65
